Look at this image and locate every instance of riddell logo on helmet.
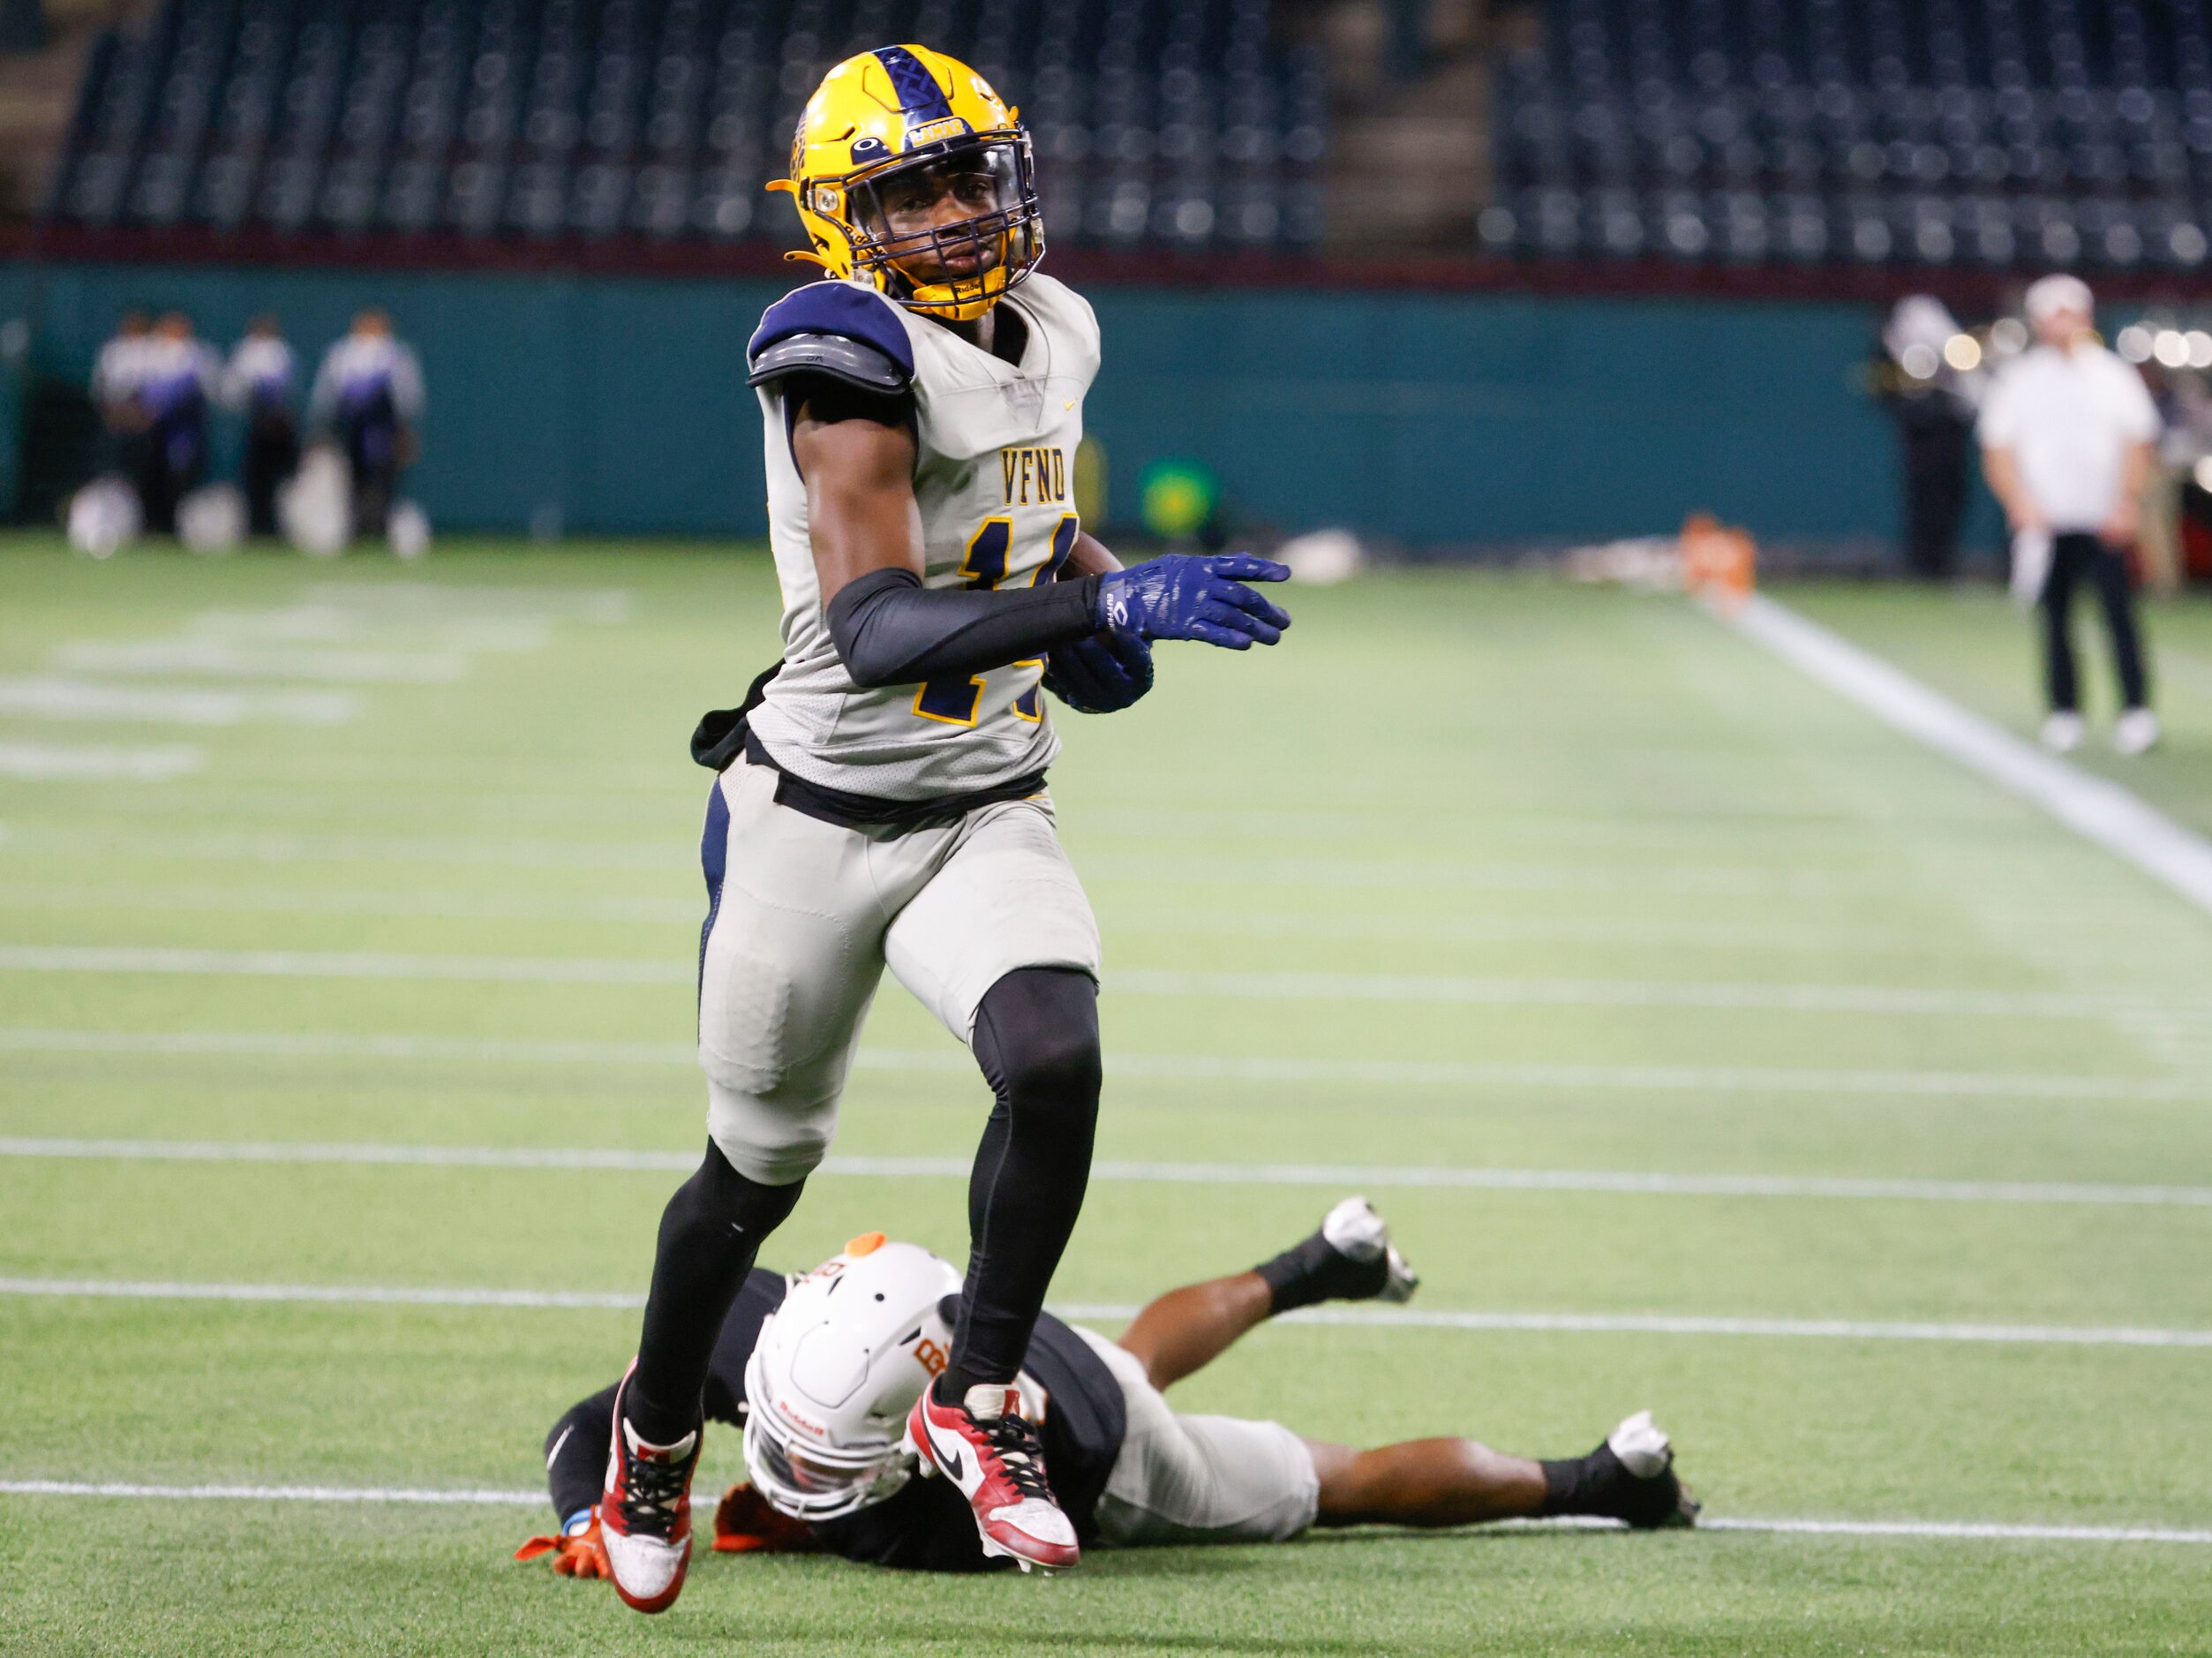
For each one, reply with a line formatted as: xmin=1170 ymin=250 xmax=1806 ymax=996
xmin=778 ymin=1398 xmax=830 ymax=1437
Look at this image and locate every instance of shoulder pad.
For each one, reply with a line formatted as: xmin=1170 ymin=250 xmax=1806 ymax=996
xmin=747 ymin=283 xmax=914 ymax=394
xmin=747 ymin=332 xmax=909 ymax=396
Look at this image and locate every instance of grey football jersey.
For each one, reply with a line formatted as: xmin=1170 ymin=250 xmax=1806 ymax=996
xmin=747 ymin=274 xmax=1100 ymax=800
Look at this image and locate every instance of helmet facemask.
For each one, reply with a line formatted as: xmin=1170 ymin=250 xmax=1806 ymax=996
xmin=839 ymin=137 xmax=1044 ymax=322
xmin=740 ymin=1393 xmax=914 ymax=1522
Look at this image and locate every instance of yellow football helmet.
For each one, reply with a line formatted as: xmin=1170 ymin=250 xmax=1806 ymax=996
xmin=772 ymin=44 xmax=1044 ymax=323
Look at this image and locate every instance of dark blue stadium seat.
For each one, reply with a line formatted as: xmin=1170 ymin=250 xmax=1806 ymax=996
xmin=46 ymin=0 xmax=1324 ymax=256
xmin=1487 ymin=0 xmax=2212 ymax=271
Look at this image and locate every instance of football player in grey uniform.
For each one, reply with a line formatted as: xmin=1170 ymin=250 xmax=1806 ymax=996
xmin=599 ymin=43 xmax=1295 ymax=1612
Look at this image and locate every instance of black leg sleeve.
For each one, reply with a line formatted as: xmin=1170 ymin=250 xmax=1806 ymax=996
xmin=943 ymin=967 xmax=1102 ymax=1396
xmin=545 ymin=1384 xmax=619 ymax=1524
xmin=626 ymin=1139 xmax=804 ymax=1443
xmin=2091 ymin=546 xmax=2151 ymax=709
xmin=2041 ymin=537 xmax=2085 ymax=712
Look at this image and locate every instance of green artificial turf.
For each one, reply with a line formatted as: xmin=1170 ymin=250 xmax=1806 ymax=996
xmin=1 ymin=537 xmax=2208 ymax=1655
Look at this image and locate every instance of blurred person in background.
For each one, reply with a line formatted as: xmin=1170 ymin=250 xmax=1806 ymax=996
xmin=223 ymin=315 xmax=298 ymax=536
xmin=133 ymin=311 xmax=219 ymax=535
xmin=1870 ymin=295 xmax=1983 ymax=582
xmin=308 ymin=308 xmax=425 ymax=539
xmin=89 ymin=309 xmax=152 ymax=480
xmin=1980 ymin=275 xmax=2161 ymax=757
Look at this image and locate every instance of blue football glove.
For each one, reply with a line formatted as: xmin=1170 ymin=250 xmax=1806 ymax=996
xmin=1042 ymin=628 xmax=1155 ymax=714
xmin=1093 ymin=554 xmax=1291 ymax=649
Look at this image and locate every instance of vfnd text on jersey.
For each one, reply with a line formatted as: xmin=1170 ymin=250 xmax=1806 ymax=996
xmin=1001 ymin=446 xmax=1068 ymax=506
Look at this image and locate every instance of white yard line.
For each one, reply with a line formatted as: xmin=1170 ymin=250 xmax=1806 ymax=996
xmin=1057 ymin=1303 xmax=2212 ymax=1349
xmin=4 ymin=1276 xmax=2206 ymax=1346
xmin=0 ymin=825 xmax=674 ymax=870
xmin=0 ymin=678 xmax=358 ymax=727
xmin=0 ymin=1277 xmax=639 ymax=1309
xmin=0 ymin=821 xmax=1900 ymax=892
xmin=0 ymin=1480 xmax=2201 ymax=1543
xmin=0 ymin=742 xmax=201 ymax=781
xmin=186 ymin=606 xmax=552 ymax=652
xmin=0 ymin=1480 xmax=545 ymax=1506
xmin=5 ymin=1135 xmax=2208 ymax=1209
xmin=0 ymin=945 xmax=687 ymax=985
xmin=1727 ymin=593 xmax=2212 ymax=916
xmin=1114 ymin=968 xmax=2189 ymax=1021
xmin=0 ymin=945 xmax=2193 ymax=1024
xmin=51 ymin=640 xmax=471 ymax=684
xmin=0 ymin=1026 xmax=2194 ymax=1102
xmin=0 ymin=883 xmax=703 ymax=924
xmin=298 ymin=581 xmax=632 ymax=625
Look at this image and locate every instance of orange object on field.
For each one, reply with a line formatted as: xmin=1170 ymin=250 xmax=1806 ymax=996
xmin=1680 ymin=513 xmax=1757 ymax=611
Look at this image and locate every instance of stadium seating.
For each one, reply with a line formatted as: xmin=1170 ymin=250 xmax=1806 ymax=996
xmin=44 ymin=0 xmax=1328 ymax=253
xmin=1486 ymin=0 xmax=2212 ymax=272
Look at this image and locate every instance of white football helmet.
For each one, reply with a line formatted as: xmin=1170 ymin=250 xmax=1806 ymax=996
xmin=742 ymin=1234 xmax=960 ymax=1522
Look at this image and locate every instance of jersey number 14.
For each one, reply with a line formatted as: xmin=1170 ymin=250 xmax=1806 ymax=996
xmin=912 ymin=513 xmax=1080 ymax=727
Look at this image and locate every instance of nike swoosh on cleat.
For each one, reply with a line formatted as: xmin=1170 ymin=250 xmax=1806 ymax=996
xmin=940 ymin=1446 xmax=964 ymax=1482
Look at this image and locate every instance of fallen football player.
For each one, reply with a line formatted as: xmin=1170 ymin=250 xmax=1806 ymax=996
xmin=518 ymin=1199 xmax=1696 ymax=1580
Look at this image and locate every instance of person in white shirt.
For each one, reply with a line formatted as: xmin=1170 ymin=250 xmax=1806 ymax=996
xmin=90 ymin=310 xmax=154 ymax=481
xmin=132 ymin=312 xmax=221 ymax=535
xmin=1979 ymin=275 xmax=2162 ymax=756
xmin=308 ymin=308 xmax=426 ymax=539
xmin=223 ymin=315 xmax=299 ymax=536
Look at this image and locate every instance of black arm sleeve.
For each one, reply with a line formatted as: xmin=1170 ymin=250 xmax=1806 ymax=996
xmin=545 ymin=1385 xmax=618 ymax=1524
xmin=825 ymin=567 xmax=1103 ymax=690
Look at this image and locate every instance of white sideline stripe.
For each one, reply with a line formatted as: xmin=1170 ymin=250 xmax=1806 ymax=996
xmin=1 ymin=1027 xmax=2196 ymax=1102
xmin=0 ymin=678 xmax=357 ymax=727
xmin=6 ymin=1136 xmax=2209 ymax=1210
xmin=52 ymin=640 xmax=471 ymax=684
xmin=0 ymin=742 xmax=201 ymax=781
xmin=0 ymin=1481 xmax=2201 ymax=1544
xmin=5 ymin=1277 xmax=2206 ymax=1347
xmin=0 ymin=946 xmax=2187 ymax=1023
xmin=1727 ymin=594 xmax=2212 ymax=916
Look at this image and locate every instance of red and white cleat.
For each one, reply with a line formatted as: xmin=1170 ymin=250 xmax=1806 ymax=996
xmin=598 ymin=1360 xmax=703 ymax=1614
xmin=907 ymin=1383 xmax=1080 ymax=1574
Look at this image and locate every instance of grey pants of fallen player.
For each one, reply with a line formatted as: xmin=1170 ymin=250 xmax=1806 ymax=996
xmin=697 ymin=757 xmax=1101 ymax=1185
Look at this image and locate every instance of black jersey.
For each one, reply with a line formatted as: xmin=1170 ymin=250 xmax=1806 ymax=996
xmin=542 ymin=1267 xmax=1127 ymax=1572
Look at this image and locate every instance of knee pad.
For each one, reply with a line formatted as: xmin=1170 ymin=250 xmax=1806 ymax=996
xmin=974 ymin=966 xmax=1102 ymax=1115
